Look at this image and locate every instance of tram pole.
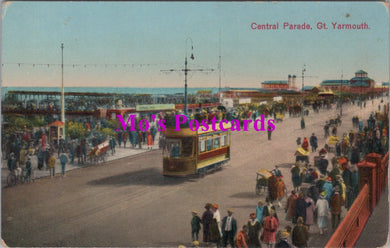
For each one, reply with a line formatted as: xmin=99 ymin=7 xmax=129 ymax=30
xmin=301 ymin=65 xmax=306 ymax=129
xmin=339 ymin=72 xmax=343 ymax=116
xmin=161 ymin=38 xmax=214 ymax=116
xmin=61 ymin=43 xmax=65 ymax=138
xmin=218 ymin=29 xmax=222 ymax=104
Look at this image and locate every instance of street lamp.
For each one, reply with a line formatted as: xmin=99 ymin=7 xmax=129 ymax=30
xmin=301 ymin=65 xmax=306 ymax=129
xmin=382 ymin=83 xmax=384 ymax=102
xmin=301 ymin=65 xmax=306 ymax=117
xmin=161 ymin=38 xmax=213 ymax=116
xmin=339 ymin=73 xmax=343 ymax=116
xmin=61 ymin=43 xmax=65 ymax=138
xmin=184 ymin=38 xmax=194 ymax=115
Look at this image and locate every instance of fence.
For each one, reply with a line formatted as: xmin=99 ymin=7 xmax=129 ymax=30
xmin=325 ymin=151 xmax=389 ymax=248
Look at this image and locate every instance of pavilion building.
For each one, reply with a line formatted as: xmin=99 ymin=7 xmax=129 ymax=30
xmin=261 ymin=74 xmax=297 ymax=90
xmin=349 ymin=70 xmax=375 ymax=88
xmin=319 ymin=79 xmax=350 ymax=91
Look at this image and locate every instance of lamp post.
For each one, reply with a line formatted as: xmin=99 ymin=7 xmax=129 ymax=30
xmin=61 ymin=43 xmax=65 ymax=138
xmin=339 ymin=73 xmax=343 ymax=116
xmin=300 ymin=65 xmax=306 ymax=129
xmin=301 ymin=65 xmax=306 ymax=117
xmin=382 ymin=83 xmax=384 ymax=102
xmin=184 ymin=38 xmax=194 ymax=115
xmin=161 ymin=39 xmax=213 ymax=115
xmin=161 ymin=39 xmax=213 ymax=116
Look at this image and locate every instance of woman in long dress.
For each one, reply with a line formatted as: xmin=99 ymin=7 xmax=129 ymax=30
xmin=305 ymin=194 xmax=315 ymax=230
xmin=276 ymin=178 xmax=285 ymax=208
xmin=315 ymin=192 xmax=329 ymax=235
xmin=291 ymin=164 xmax=301 ymax=192
xmin=261 ymin=210 xmax=279 ymax=248
xmin=147 ymin=130 xmax=153 ymax=150
xmin=247 ymin=213 xmax=261 ymax=248
xmin=285 ymin=191 xmax=297 ymax=221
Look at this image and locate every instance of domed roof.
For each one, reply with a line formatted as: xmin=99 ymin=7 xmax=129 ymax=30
xmin=355 ymin=69 xmax=367 ymax=74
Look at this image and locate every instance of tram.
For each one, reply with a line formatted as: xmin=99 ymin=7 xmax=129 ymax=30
xmin=162 ymin=122 xmax=231 ymax=176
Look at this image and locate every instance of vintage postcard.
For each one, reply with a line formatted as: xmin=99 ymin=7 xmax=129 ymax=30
xmin=1 ymin=1 xmax=389 ymax=247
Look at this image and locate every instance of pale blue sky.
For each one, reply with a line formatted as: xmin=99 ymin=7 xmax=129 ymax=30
xmin=1 ymin=1 xmax=389 ymax=88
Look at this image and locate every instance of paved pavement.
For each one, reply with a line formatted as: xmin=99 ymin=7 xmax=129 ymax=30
xmin=356 ymin=186 xmax=389 ymax=248
xmin=1 ymin=135 xmax=161 ymax=188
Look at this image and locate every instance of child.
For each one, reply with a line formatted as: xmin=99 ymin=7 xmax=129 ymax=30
xmin=25 ymin=157 xmax=32 ymax=182
xmin=191 ymin=210 xmax=201 ymax=242
xmin=236 ymin=225 xmax=249 ymax=248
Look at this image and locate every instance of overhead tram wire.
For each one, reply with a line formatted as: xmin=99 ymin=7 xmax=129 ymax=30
xmin=160 ymin=38 xmax=214 ymax=115
xmin=218 ymin=29 xmax=222 ymax=104
xmin=294 ymin=65 xmax=318 ymax=117
xmin=1 ymin=62 xmax=163 ymax=68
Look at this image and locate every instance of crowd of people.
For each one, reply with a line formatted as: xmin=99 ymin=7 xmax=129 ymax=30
xmin=187 ymin=99 xmax=388 ymax=248
xmin=191 ymin=197 xmax=312 ymax=248
xmin=115 ymin=126 xmax=158 ymax=151
xmin=2 ymin=112 xmax=166 ymax=182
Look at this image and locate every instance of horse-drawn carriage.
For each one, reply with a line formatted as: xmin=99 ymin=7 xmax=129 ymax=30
xmin=276 ymin=113 xmax=284 ymax=123
xmin=329 ymin=116 xmax=342 ymax=126
xmin=255 ymin=169 xmax=273 ymax=195
xmin=88 ymin=140 xmax=110 ymax=163
xmin=325 ymin=135 xmax=339 ymax=153
xmin=294 ymin=147 xmax=310 ymax=164
xmin=255 ymin=169 xmax=287 ymax=197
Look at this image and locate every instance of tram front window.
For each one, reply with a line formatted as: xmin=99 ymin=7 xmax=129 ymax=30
xmin=163 ymin=139 xmax=181 ymax=158
xmin=181 ymin=137 xmax=193 ymax=157
xmin=163 ymin=137 xmax=194 ymax=158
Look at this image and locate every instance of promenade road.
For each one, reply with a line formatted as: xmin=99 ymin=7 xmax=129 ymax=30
xmin=1 ymin=136 xmax=161 ymax=188
xmin=1 ymin=98 xmax=387 ymax=247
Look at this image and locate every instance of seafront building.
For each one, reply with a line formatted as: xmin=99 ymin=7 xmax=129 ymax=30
xmin=1 ymin=69 xmax=386 ymax=121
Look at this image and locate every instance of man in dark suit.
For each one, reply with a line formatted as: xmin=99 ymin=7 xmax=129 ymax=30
xmin=221 ymin=209 xmax=237 ymax=247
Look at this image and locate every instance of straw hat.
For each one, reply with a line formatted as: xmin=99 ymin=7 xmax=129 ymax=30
xmin=281 ymin=231 xmax=290 ymax=239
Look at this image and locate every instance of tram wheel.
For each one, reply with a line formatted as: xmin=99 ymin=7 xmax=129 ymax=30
xmin=255 ymin=183 xmax=262 ymax=196
xmin=30 ymin=171 xmax=35 ymax=183
xmin=20 ymin=175 xmax=25 ymax=184
xmin=197 ymin=173 xmax=205 ymax=178
xmin=283 ymin=186 xmax=288 ymax=199
xmin=7 ymin=174 xmax=16 ymax=187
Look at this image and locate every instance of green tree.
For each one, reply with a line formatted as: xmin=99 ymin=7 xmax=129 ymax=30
xmin=107 ymin=119 xmax=118 ymax=130
xmin=27 ymin=116 xmax=45 ymax=127
xmin=100 ymin=127 xmax=116 ymax=139
xmin=14 ymin=117 xmax=32 ymax=130
xmin=4 ymin=117 xmax=32 ymax=134
xmin=66 ymin=121 xmax=87 ymax=139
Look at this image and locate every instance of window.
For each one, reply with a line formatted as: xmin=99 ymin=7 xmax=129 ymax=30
xmin=206 ymin=139 xmax=213 ymax=151
xmin=221 ymin=135 xmax=227 ymax=147
xmin=199 ymin=139 xmax=206 ymax=153
xmin=214 ymin=137 xmax=220 ymax=149
xmin=181 ymin=137 xmax=194 ymax=157
xmin=163 ymin=138 xmax=194 ymax=158
xmin=163 ymin=139 xmax=181 ymax=158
